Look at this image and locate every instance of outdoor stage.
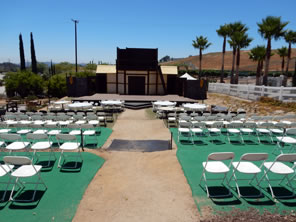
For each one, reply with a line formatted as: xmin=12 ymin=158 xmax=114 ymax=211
xmin=72 ymin=94 xmax=200 ymax=109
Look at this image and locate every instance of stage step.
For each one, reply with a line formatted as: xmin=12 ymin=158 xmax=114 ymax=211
xmin=124 ymin=102 xmax=152 ymax=110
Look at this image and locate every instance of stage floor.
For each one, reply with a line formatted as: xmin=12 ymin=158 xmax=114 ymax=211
xmin=73 ymin=94 xmax=198 ymax=103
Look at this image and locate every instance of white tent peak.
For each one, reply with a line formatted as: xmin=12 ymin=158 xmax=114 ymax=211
xmin=180 ymin=73 xmax=197 ymax=80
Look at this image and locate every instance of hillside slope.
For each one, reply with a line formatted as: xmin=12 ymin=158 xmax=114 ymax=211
xmin=163 ymin=49 xmax=296 ymax=72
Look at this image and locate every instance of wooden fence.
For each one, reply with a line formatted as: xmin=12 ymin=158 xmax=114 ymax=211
xmin=208 ymin=83 xmax=296 ymax=102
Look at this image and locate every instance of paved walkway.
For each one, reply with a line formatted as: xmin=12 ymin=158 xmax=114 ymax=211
xmin=73 ymin=109 xmax=199 ymax=222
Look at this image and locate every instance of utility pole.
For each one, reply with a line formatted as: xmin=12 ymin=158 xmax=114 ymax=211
xmin=72 ymin=19 xmax=79 ymax=73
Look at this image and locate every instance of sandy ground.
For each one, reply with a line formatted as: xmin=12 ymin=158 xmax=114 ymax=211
xmin=73 ymin=109 xmax=200 ymax=222
xmin=73 ymin=93 xmax=296 ymax=222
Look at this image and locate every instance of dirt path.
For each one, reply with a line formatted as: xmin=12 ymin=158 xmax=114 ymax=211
xmin=73 ymin=109 xmax=199 ymax=222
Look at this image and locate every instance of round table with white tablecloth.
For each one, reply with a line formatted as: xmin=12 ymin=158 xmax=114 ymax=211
xmin=68 ymin=103 xmax=93 ymax=111
xmin=153 ymin=101 xmax=176 ymax=107
xmin=53 ymin=100 xmax=71 ymax=110
xmin=100 ymin=100 xmax=123 ymax=106
xmin=182 ymin=103 xmax=207 ymax=112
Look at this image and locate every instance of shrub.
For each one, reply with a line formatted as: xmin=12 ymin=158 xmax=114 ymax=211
xmin=4 ymin=71 xmax=44 ymax=98
xmin=48 ymin=74 xmax=67 ymax=98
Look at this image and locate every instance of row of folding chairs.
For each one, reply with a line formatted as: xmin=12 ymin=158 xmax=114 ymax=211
xmin=3 ymin=111 xmax=107 ymax=120
xmin=1 ymin=113 xmax=106 ymax=128
xmin=178 ymin=121 xmax=296 ymax=146
xmin=201 ymin=152 xmax=296 ymax=200
xmin=0 ymin=132 xmax=85 ymax=167
xmin=0 ymin=133 xmax=84 ymax=203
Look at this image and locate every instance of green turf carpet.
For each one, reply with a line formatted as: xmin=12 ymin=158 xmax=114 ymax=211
xmin=170 ymin=128 xmax=296 ymax=215
xmin=0 ymin=152 xmax=105 ymax=222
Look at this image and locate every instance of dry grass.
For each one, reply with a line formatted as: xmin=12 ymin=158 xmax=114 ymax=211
xmin=201 ymin=208 xmax=296 ymax=222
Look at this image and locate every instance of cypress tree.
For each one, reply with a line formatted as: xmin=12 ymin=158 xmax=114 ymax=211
xmin=30 ymin=32 xmax=37 ymax=73
xmin=19 ymin=33 xmax=26 ymax=71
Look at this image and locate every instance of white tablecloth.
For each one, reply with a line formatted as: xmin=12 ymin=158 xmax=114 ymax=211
xmin=53 ymin=100 xmax=70 ymax=105
xmin=153 ymin=101 xmax=176 ymax=107
xmin=101 ymin=100 xmax=123 ymax=106
xmin=182 ymin=103 xmax=207 ymax=111
xmin=68 ymin=103 xmax=93 ymax=110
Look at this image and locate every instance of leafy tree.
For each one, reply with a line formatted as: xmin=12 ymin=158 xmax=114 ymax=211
xmin=192 ymin=35 xmax=211 ymax=79
xmin=48 ymin=74 xmax=67 ymax=98
xmin=4 ymin=71 xmax=44 ymax=98
xmin=55 ymin=62 xmax=76 ymax=74
xmin=84 ymin=63 xmax=97 ymax=72
xmin=19 ymin=33 xmax=26 ymax=71
xmin=248 ymin=45 xmax=267 ymax=85
xmin=30 ymin=32 xmax=37 ymax=73
xmin=159 ymin=55 xmax=171 ymax=63
xmin=284 ymin=30 xmax=296 ymax=75
xmin=257 ymin=16 xmax=288 ymax=85
xmin=276 ymin=46 xmax=288 ymax=76
xmin=216 ymin=24 xmax=231 ymax=83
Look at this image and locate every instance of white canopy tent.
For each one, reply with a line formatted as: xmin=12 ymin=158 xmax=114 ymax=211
xmin=180 ymin=73 xmax=197 ymax=80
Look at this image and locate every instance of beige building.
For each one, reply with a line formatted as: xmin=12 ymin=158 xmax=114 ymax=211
xmin=96 ymin=64 xmax=178 ymax=95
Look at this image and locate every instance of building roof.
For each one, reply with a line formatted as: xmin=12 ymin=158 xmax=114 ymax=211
xmin=160 ymin=66 xmax=178 ymax=75
xmin=96 ymin=64 xmax=178 ymax=75
xmin=96 ymin=65 xmax=116 ymax=73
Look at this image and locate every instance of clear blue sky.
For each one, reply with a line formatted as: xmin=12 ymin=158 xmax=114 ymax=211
xmin=1 ymin=0 xmax=296 ymax=64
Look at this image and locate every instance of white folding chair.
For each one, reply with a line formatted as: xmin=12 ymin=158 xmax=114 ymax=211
xmin=30 ymin=124 xmax=48 ymax=134
xmin=56 ymin=134 xmax=81 ymax=169
xmin=0 ymin=133 xmax=30 ymax=154
xmin=190 ymin=122 xmax=207 ymax=144
xmin=207 ymin=121 xmax=224 ymax=143
xmin=226 ymin=122 xmax=244 ymax=144
xmin=270 ymin=122 xmax=287 ymax=137
xmin=44 ymin=123 xmax=61 ymax=138
xmin=177 ymin=122 xmax=192 ymax=144
xmin=240 ymin=122 xmax=258 ymax=143
xmin=273 ymin=136 xmax=296 ymax=155
xmin=256 ymin=122 xmax=274 ymax=144
xmin=286 ymin=128 xmax=296 ymax=139
xmin=200 ymin=152 xmax=234 ymax=198
xmin=0 ymin=122 xmax=12 ymax=134
xmin=3 ymin=156 xmax=47 ymax=202
xmin=230 ymin=153 xmax=268 ymax=198
xmin=27 ymin=133 xmax=55 ymax=167
xmin=80 ymin=123 xmax=98 ymax=147
xmin=15 ymin=123 xmax=32 ymax=135
xmin=0 ymin=163 xmax=15 ymax=201
xmin=259 ymin=154 xmax=296 ymax=199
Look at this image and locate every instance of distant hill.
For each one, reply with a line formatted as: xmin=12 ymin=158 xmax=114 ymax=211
xmin=162 ymin=48 xmax=296 ymax=72
xmin=0 ymin=62 xmax=19 ymax=72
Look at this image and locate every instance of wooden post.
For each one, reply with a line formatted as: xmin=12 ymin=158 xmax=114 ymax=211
xmin=156 ymin=69 xmax=159 ymax=95
xmin=124 ymin=70 xmax=126 ymax=95
xmin=116 ymin=68 xmax=118 ymax=94
xmin=279 ymin=86 xmax=283 ymax=101
xmin=147 ymin=70 xmax=150 ymax=95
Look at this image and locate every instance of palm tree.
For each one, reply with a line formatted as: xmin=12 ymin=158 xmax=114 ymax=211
xmin=284 ymin=30 xmax=296 ymax=75
xmin=276 ymin=46 xmax=288 ymax=75
xmin=216 ymin=24 xmax=231 ymax=83
xmin=232 ymin=32 xmax=252 ymax=84
xmin=248 ymin=45 xmax=266 ymax=85
xmin=257 ymin=16 xmax=288 ymax=85
xmin=228 ymin=22 xmax=248 ymax=84
xmin=192 ymin=36 xmax=211 ymax=79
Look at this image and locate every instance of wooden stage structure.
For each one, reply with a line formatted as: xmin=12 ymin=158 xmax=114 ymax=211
xmin=72 ymin=94 xmax=199 ymax=109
